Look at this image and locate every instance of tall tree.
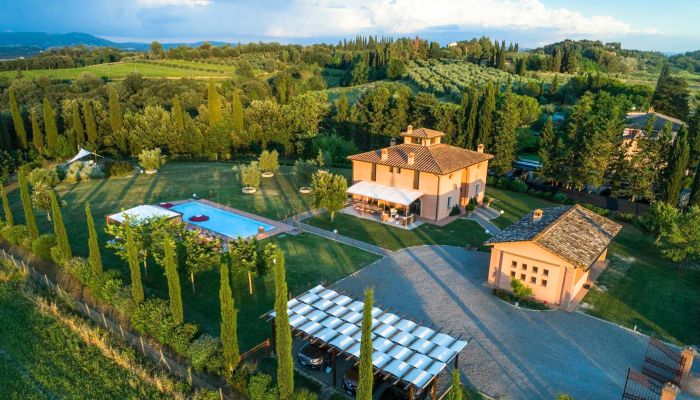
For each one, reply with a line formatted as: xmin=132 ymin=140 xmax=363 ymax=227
xmin=207 ymin=80 xmax=222 ymax=126
xmin=8 ymin=88 xmax=27 ymax=149
xmin=172 ymin=95 xmax=185 ymax=132
xmin=83 ymin=100 xmax=98 ymax=150
xmin=1 ymin=185 xmax=13 ymax=226
xmin=657 ymin=206 xmax=700 ymax=271
xmin=229 ymin=237 xmax=259 ymax=295
xmin=475 ymin=82 xmax=496 ymax=149
xmin=50 ymin=191 xmax=71 ymax=261
xmin=689 ymin=162 xmax=700 ymax=207
xmin=183 ymin=230 xmax=219 ymax=292
xmin=651 ymin=64 xmax=690 ymax=120
xmin=85 ymin=202 xmax=102 ymax=275
xmin=357 ymin=287 xmax=375 ymax=400
xmin=161 ymin=236 xmax=183 ymax=324
xmin=30 ymin=109 xmax=44 ymax=155
xmin=490 ymin=94 xmax=519 ymax=174
xmin=108 ymin=86 xmax=123 ymax=133
xmin=126 ymin=225 xmax=144 ymax=303
xmin=311 ymin=172 xmax=348 ymax=222
xmin=219 ymin=262 xmax=240 ymax=374
xmin=664 ymin=125 xmax=690 ymax=205
xmin=43 ymin=98 xmax=59 ymax=157
xmin=231 ymin=90 xmax=244 ymax=133
xmin=71 ymin=101 xmax=84 ymax=147
xmin=449 ymin=369 xmax=462 ymax=400
xmin=538 ymin=115 xmax=555 ymax=181
xmin=271 ymin=245 xmax=293 ymax=400
xmin=18 ymin=167 xmax=38 ymax=240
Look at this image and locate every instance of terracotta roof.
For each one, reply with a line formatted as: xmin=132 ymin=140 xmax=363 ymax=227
xmin=347 ymin=143 xmax=493 ymax=175
xmin=485 ymin=205 xmax=622 ymax=269
xmin=400 ymin=128 xmax=445 ymax=139
xmin=626 ymin=112 xmax=684 ymax=132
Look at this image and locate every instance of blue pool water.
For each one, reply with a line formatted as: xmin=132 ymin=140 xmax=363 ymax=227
xmin=170 ymin=201 xmax=275 ymax=239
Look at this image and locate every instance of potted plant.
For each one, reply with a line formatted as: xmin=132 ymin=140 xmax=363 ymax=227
xmin=138 ymin=148 xmax=166 ymax=174
xmin=483 ymin=194 xmax=492 ymax=208
xmin=236 ymin=161 xmax=261 ymax=194
xmin=465 ymin=199 xmax=476 ymax=216
xmin=258 ymin=149 xmax=279 ymax=178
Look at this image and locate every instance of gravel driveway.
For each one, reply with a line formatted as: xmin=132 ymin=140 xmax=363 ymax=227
xmin=333 ymin=246 xmax=657 ymax=400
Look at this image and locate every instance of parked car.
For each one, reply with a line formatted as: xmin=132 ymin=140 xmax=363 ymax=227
xmin=297 ymin=343 xmax=329 ymax=370
xmin=379 ymin=384 xmax=425 ymax=400
xmin=343 ymin=366 xmax=379 ymax=396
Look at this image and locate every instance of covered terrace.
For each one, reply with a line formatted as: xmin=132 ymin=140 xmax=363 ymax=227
xmin=346 ymin=181 xmax=423 ymax=228
xmin=263 ymin=285 xmax=468 ymax=400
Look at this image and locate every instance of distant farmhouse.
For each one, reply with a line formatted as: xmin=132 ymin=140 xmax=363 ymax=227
xmin=485 ymin=205 xmax=621 ymax=308
xmin=622 ymin=109 xmax=685 ymax=156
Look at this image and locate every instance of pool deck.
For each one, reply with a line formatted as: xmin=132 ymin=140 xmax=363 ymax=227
xmin=160 ymin=198 xmax=295 ymax=242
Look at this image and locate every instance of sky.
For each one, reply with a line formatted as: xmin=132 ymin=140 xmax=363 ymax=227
xmin=1 ymin=0 xmax=698 ymax=52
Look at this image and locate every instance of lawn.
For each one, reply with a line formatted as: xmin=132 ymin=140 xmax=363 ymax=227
xmin=4 ymin=162 xmax=378 ymax=350
xmin=0 ymin=275 xmax=174 ymax=399
xmin=485 ymin=186 xmax=559 ymax=228
xmin=305 ymin=212 xmax=491 ymax=251
xmin=0 ymin=61 xmax=229 ymax=80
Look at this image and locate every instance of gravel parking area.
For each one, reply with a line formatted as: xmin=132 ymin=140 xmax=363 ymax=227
xmin=333 ymin=246 xmax=660 ymax=400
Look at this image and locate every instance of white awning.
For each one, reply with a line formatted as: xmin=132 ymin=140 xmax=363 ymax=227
xmin=65 ymin=148 xmax=102 ymax=164
xmin=347 ymin=181 xmax=423 ymax=206
xmin=106 ymin=205 xmax=181 ymax=225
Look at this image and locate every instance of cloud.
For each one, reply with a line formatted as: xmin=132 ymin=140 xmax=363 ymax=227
xmin=137 ymin=0 xmax=210 ymax=7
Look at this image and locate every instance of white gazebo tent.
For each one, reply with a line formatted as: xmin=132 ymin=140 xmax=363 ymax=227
xmin=65 ymin=148 xmax=103 ymax=165
xmin=105 ymin=205 xmax=182 ymax=225
xmin=346 ymin=181 xmax=423 ymax=225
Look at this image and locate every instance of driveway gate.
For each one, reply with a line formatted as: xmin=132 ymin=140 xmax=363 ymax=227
xmin=622 ymin=369 xmax=662 ymax=400
xmin=641 ymin=337 xmax=685 ymax=386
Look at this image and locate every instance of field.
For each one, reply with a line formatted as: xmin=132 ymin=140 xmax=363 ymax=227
xmin=0 ymin=269 xmax=180 ymax=399
xmin=4 ymin=162 xmax=379 ymax=350
xmin=0 ymin=61 xmax=229 ymax=80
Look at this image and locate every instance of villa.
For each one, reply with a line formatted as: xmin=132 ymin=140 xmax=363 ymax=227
xmin=346 ymin=126 xmax=493 ymax=224
xmin=485 ymin=205 xmax=622 ymax=308
xmin=622 ymin=109 xmax=685 ymax=156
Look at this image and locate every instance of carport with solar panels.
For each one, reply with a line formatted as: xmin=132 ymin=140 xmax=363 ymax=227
xmin=263 ymin=285 xmax=469 ymax=400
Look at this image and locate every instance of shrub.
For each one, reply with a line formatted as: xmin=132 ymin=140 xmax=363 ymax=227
xmin=63 ymin=162 xmax=104 ymax=183
xmin=293 ymin=389 xmax=318 ymax=400
xmin=187 ymin=334 xmax=224 ymax=373
xmin=63 ymin=257 xmax=94 ymax=285
xmin=258 ymin=150 xmax=279 ymax=173
xmin=28 ymin=168 xmax=59 ymax=188
xmin=486 ymin=176 xmax=496 ymax=186
xmin=580 ymin=203 xmax=609 ymax=216
xmin=1 ymin=224 xmax=29 ymax=247
xmin=510 ymin=278 xmax=533 ymax=299
xmin=465 ymin=201 xmax=476 ymax=212
xmin=613 ymin=212 xmax=637 ymax=223
xmin=248 ymin=373 xmax=278 ymax=400
xmin=508 ymin=178 xmax=528 ymax=193
xmin=482 ymin=195 xmax=491 ymax=204
xmin=31 ymin=234 xmax=57 ymax=260
xmin=552 ymin=193 xmax=568 ymax=203
xmin=449 ymin=205 xmax=462 ymax=216
xmin=138 ymin=148 xmax=166 ymax=171
xmin=130 ymin=298 xmax=197 ymax=355
xmin=496 ymin=177 xmax=510 ymax=189
xmin=237 ymin=161 xmax=261 ymax=189
xmin=105 ymin=161 xmax=134 ymax=178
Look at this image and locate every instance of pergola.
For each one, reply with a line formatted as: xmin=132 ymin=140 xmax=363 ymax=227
xmin=346 ymin=181 xmax=423 ymax=226
xmin=263 ymin=285 xmax=468 ymax=400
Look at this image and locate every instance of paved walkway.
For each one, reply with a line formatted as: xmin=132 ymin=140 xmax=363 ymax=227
xmin=333 ymin=246 xmax=697 ymax=400
xmin=463 ymin=206 xmax=502 ymax=234
xmin=297 ymin=222 xmax=392 ymax=256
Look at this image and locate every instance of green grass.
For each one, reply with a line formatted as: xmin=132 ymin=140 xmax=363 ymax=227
xmin=4 ymin=162 xmax=378 ymax=350
xmin=0 ymin=62 xmax=229 ymax=80
xmin=485 ymin=187 xmax=559 ymax=228
xmin=0 ymin=279 xmax=172 ymax=399
xmin=305 ymin=212 xmax=491 ymax=251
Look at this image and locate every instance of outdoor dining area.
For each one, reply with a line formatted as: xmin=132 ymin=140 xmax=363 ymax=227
xmin=346 ymin=181 xmax=423 ymax=228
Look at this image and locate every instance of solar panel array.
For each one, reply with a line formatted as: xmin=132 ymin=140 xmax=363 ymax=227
xmin=268 ymin=285 xmax=467 ymax=389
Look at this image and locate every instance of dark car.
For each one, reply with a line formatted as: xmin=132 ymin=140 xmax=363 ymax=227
xmin=379 ymin=384 xmax=425 ymax=400
xmin=297 ymin=343 xmax=328 ymax=370
xmin=343 ymin=366 xmax=379 ymax=396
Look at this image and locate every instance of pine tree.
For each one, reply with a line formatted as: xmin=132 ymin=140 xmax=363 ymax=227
xmin=272 ymin=245 xmax=293 ymax=400
xmin=50 ymin=191 xmax=71 ymax=261
xmin=18 ymin=167 xmax=38 ymax=240
xmin=8 ymin=88 xmax=27 ymax=149
xmin=490 ymin=94 xmax=519 ymax=174
xmin=1 ymin=185 xmax=13 ymax=226
xmin=43 ymin=98 xmax=59 ymax=157
xmin=476 ymin=82 xmax=496 ymax=149
xmin=231 ymin=90 xmax=244 ymax=133
xmin=83 ymin=100 xmax=98 ymax=150
xmin=162 ymin=237 xmax=183 ymax=324
xmin=108 ymin=86 xmax=123 ymax=133
xmin=30 ymin=109 xmax=44 ymax=155
xmin=207 ymin=80 xmax=222 ymax=126
xmin=357 ymin=287 xmax=375 ymax=400
xmin=538 ymin=116 xmax=555 ymax=181
xmin=172 ymin=95 xmax=185 ymax=132
xmin=664 ymin=125 xmax=690 ymax=205
xmin=219 ymin=262 xmax=240 ymax=373
xmin=85 ymin=202 xmax=102 ymax=275
xmin=72 ymin=102 xmax=84 ymax=147
xmin=126 ymin=225 xmax=144 ymax=303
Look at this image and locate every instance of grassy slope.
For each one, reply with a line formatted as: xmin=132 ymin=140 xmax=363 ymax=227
xmin=4 ymin=162 xmax=378 ymax=350
xmin=0 ymin=282 xmax=170 ymax=399
xmin=0 ymin=62 xmax=228 ymax=80
xmin=305 ymin=212 xmax=491 ymax=251
xmin=486 ymin=186 xmax=560 ymax=228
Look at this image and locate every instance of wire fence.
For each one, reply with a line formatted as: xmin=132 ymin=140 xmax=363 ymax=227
xmin=0 ymin=248 xmax=240 ymax=400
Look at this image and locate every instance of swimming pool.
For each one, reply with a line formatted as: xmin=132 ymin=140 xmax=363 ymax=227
xmin=170 ymin=201 xmax=275 ymax=239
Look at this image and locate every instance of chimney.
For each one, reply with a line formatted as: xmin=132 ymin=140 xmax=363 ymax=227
xmin=407 ymin=125 xmax=413 ymax=134
xmin=680 ymin=346 xmax=697 ymax=386
xmin=407 ymin=152 xmax=415 ymax=165
xmin=533 ymin=209 xmax=543 ymax=223
xmin=660 ymin=383 xmax=679 ymax=400
xmin=390 ymin=137 xmax=396 ymax=147
xmin=381 ymin=148 xmax=388 ymax=161
xmin=477 ymin=144 xmax=484 ymax=153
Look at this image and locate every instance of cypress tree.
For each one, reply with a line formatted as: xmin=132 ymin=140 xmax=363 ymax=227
xmin=108 ymin=86 xmax=123 ymax=133
xmin=172 ymin=95 xmax=185 ymax=132
xmin=450 ymin=369 xmax=462 ymax=400
xmin=83 ymin=100 xmax=98 ymax=150
xmin=18 ymin=167 xmax=38 ymax=240
xmin=491 ymin=94 xmax=519 ymax=174
xmin=1 ymin=185 xmax=13 ymax=226
xmin=43 ymin=98 xmax=59 ymax=157
xmin=272 ymin=245 xmax=293 ymax=400
xmin=219 ymin=262 xmax=240 ymax=373
xmin=689 ymin=162 xmax=700 ymax=207
xmin=30 ymin=109 xmax=44 ymax=155
xmin=232 ymin=90 xmax=244 ymax=133
xmin=50 ymin=191 xmax=71 ymax=261
xmin=85 ymin=202 xmax=102 ymax=275
xmin=207 ymin=80 xmax=222 ymax=126
xmin=538 ymin=116 xmax=555 ymax=181
xmin=72 ymin=102 xmax=85 ymax=147
xmin=126 ymin=225 xmax=144 ymax=303
xmin=357 ymin=287 xmax=375 ymax=400
xmin=162 ymin=237 xmax=183 ymax=324
xmin=664 ymin=125 xmax=690 ymax=205
xmin=9 ymin=88 xmax=27 ymax=149
xmin=476 ymin=82 xmax=496 ymax=149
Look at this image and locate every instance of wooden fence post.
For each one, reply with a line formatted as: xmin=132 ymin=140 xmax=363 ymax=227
xmin=140 ymin=337 xmax=145 ymax=354
xmin=119 ymin=324 xmax=125 ymax=340
xmin=219 ymin=388 xmax=224 ymax=400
